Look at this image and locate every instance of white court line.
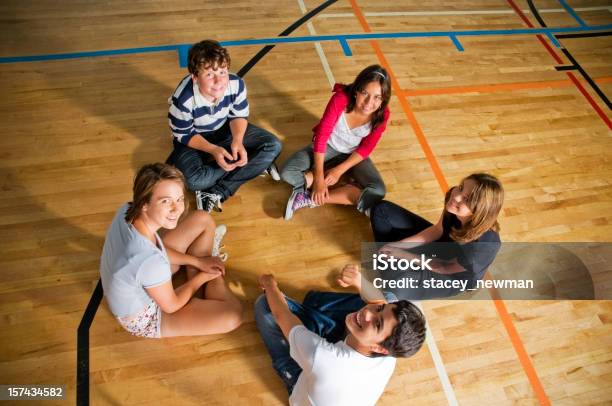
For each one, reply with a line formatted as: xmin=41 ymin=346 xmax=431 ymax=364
xmin=318 ymin=6 xmax=612 ymax=18
xmin=415 ymin=302 xmax=459 ymax=406
xmin=293 ymin=3 xmax=457 ymax=403
xmin=297 ymin=0 xmax=335 ymax=89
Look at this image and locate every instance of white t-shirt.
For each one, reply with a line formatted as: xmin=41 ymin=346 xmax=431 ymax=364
xmin=288 ymin=325 xmax=396 ymax=406
xmin=327 ymin=112 xmax=372 ymax=154
xmin=99 ymin=204 xmax=172 ymax=317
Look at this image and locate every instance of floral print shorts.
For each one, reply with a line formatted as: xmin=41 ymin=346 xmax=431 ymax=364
xmin=117 ymin=301 xmax=162 ymax=338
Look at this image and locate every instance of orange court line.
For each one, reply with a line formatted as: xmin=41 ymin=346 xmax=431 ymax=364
xmin=348 ymin=1 xmax=551 ymax=405
xmin=401 ymin=76 xmax=612 ymax=97
xmin=347 ymin=1 xmax=448 ymax=192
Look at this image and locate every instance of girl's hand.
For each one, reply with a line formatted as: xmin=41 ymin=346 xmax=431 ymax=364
xmin=199 ymin=269 xmax=223 ymax=283
xmin=311 ymin=176 xmax=329 ymax=206
xmin=337 ymin=264 xmax=362 ymax=291
xmin=324 ymin=166 xmax=344 ymax=186
xmin=378 ymin=244 xmax=410 ymax=261
xmin=195 ymin=256 xmax=226 ymax=276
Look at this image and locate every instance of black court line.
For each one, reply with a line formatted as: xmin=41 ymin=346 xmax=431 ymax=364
xmin=557 ymin=47 xmax=612 ymax=109
xmin=526 ymin=0 xmax=548 ymax=28
xmin=556 ymin=31 xmax=612 ymax=39
xmin=555 ymin=65 xmax=575 ymax=71
xmin=237 ymin=0 xmax=338 ymax=77
xmin=75 ymin=1 xmax=338 ymax=404
xmin=527 ymin=0 xmax=611 ymax=111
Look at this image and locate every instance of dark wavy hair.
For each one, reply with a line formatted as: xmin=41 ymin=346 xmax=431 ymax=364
xmin=373 ymin=300 xmax=426 ymax=358
xmin=125 ymin=163 xmax=188 ymax=223
xmin=188 ymin=39 xmax=231 ymax=75
xmin=344 ymin=64 xmax=392 ymax=130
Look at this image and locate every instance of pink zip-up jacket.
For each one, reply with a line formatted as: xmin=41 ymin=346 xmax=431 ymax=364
xmin=312 ymin=83 xmax=390 ymax=159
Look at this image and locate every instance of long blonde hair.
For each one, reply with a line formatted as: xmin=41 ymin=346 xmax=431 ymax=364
xmin=125 ymin=163 xmax=188 ymax=223
xmin=446 ymin=173 xmax=504 ymax=243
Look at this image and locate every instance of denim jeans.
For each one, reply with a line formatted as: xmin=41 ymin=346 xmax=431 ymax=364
xmin=166 ymin=122 xmax=282 ymax=200
xmin=279 ymin=144 xmax=386 ymax=211
xmin=370 ymin=200 xmax=475 ymax=300
xmin=370 ymin=200 xmax=433 ymax=243
xmin=254 ymin=291 xmax=367 ymax=394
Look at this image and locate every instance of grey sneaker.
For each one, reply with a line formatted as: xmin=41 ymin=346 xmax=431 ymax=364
xmin=196 ymin=191 xmax=223 ymax=213
xmin=262 ymin=163 xmax=281 ymax=181
xmin=212 ymin=224 xmax=228 ymax=262
xmin=284 ymin=190 xmax=317 ymax=220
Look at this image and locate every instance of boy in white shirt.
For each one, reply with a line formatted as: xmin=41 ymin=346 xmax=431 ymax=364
xmin=255 ymin=274 xmax=426 ymax=406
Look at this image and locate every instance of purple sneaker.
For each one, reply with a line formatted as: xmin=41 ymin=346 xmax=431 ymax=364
xmin=284 ymin=190 xmax=317 ymax=220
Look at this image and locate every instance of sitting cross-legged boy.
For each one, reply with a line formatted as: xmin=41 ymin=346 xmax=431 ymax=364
xmin=166 ymin=39 xmax=282 ymax=212
xmin=255 ymin=274 xmax=426 ymax=406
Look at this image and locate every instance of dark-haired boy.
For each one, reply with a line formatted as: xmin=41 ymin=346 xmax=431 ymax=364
xmin=167 ymin=39 xmax=282 ymax=212
xmin=255 ymin=274 xmax=426 ymax=406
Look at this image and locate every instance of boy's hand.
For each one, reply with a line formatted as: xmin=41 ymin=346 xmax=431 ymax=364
xmin=337 ymin=264 xmax=362 ymax=291
xmin=258 ymin=274 xmax=278 ymax=290
xmin=212 ymin=146 xmax=237 ymax=171
xmin=231 ymin=140 xmax=248 ymax=167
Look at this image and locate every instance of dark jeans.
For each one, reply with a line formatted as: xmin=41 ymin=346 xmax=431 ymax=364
xmin=254 ymin=291 xmax=366 ymax=394
xmin=369 ymin=200 xmax=471 ymax=300
xmin=280 ymin=144 xmax=386 ymax=211
xmin=370 ymin=200 xmax=432 ymax=243
xmin=166 ymin=122 xmax=282 ymax=200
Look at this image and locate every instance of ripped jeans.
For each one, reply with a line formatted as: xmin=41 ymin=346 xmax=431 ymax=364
xmin=253 ymin=291 xmax=367 ymax=394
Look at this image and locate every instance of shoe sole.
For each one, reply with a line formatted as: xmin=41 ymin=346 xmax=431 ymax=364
xmin=195 ymin=191 xmax=204 ymax=211
xmin=268 ymin=164 xmax=281 ymax=181
xmin=284 ymin=190 xmax=298 ymax=220
xmin=212 ymin=224 xmax=227 ymax=257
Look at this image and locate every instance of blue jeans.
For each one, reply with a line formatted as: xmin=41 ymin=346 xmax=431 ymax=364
xmin=279 ymin=145 xmax=386 ymax=211
xmin=254 ymin=291 xmax=367 ymax=394
xmin=167 ymin=122 xmax=282 ymax=200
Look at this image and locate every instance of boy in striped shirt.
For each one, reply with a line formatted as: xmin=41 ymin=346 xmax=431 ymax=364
xmin=167 ymin=40 xmax=282 ymax=212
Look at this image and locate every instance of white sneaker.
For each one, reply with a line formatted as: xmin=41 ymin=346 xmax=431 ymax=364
xmin=262 ymin=163 xmax=281 ymax=181
xmin=212 ymin=224 xmax=228 ymax=261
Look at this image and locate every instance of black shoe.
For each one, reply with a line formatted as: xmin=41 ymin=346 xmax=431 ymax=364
xmin=195 ymin=191 xmax=223 ymax=212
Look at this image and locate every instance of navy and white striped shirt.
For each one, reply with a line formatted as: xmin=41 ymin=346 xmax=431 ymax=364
xmin=168 ymin=73 xmax=249 ymax=145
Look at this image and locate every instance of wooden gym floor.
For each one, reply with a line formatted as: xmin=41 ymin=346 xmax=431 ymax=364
xmin=1 ymin=0 xmax=611 ymax=404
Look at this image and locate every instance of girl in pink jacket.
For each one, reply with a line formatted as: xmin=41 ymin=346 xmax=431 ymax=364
xmin=280 ymin=65 xmax=392 ymax=220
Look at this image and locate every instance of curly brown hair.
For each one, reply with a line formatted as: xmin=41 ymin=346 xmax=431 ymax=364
xmin=188 ymin=39 xmax=231 ymax=76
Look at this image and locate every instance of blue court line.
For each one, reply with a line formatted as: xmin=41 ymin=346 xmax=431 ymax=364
xmin=558 ymin=0 xmax=588 ymax=27
xmin=1 ymin=24 xmax=610 ymax=65
xmin=339 ymin=38 xmax=353 ymax=56
xmin=450 ymin=35 xmax=464 ymax=51
xmin=546 ymin=32 xmax=561 ymax=47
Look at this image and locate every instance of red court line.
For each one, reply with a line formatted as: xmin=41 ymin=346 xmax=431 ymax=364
xmin=505 ymin=0 xmax=611 ymax=130
xmin=348 ymin=1 xmax=552 ymax=405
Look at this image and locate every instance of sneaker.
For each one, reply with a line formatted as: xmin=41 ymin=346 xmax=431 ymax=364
xmin=359 ymin=207 xmax=371 ymax=218
xmin=262 ymin=163 xmax=281 ymax=181
xmin=195 ymin=191 xmax=223 ymax=213
xmin=284 ymin=190 xmax=317 ymax=220
xmin=212 ymin=224 xmax=228 ymax=262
